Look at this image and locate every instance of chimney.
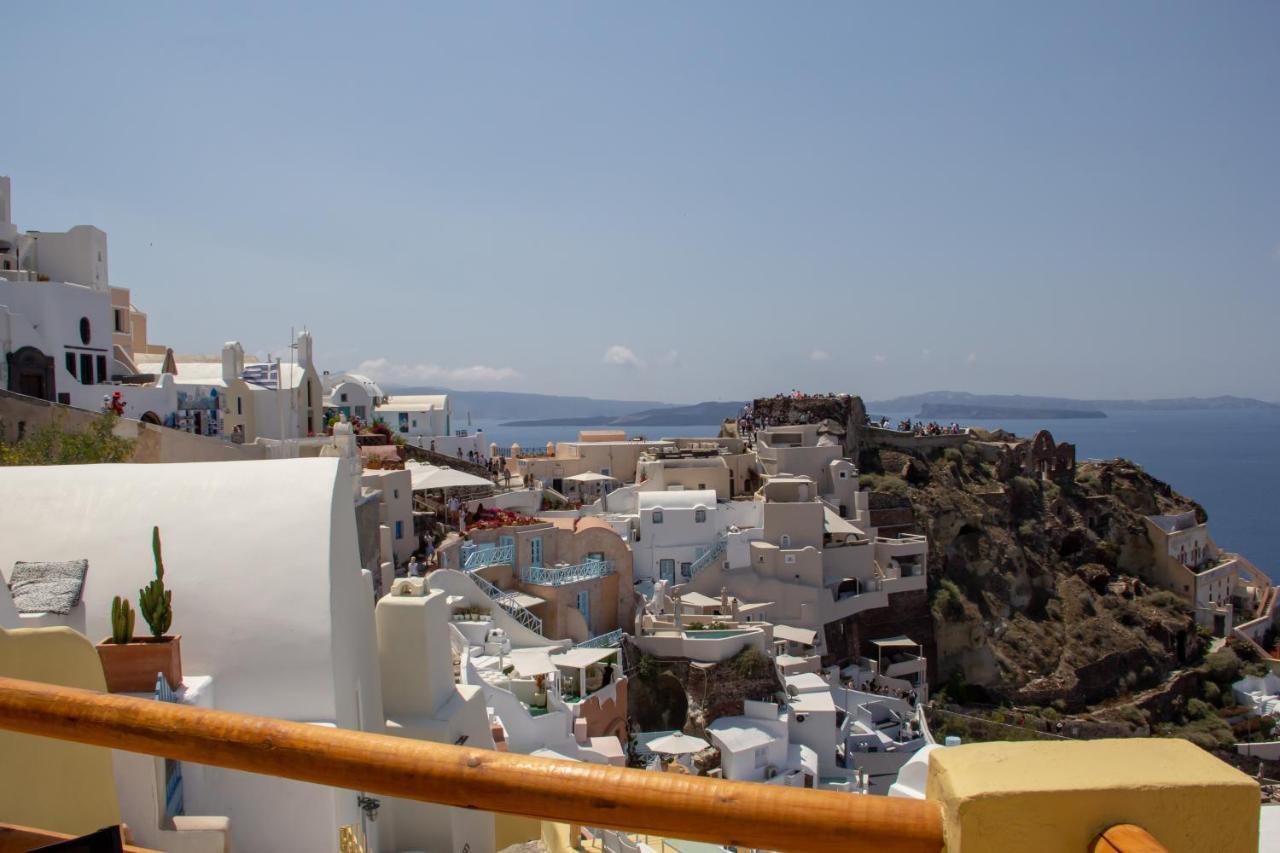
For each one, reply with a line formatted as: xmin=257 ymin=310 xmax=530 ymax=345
xmin=222 ymin=341 xmax=244 ymax=383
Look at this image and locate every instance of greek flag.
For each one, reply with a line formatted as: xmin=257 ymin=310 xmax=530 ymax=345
xmin=241 ymin=363 xmax=279 ymax=388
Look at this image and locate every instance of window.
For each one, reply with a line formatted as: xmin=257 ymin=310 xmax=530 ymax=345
xmin=65 ymin=352 xmax=77 ymax=377
xmin=652 ymin=510 xmax=663 ymax=524
xmin=780 ymin=534 xmax=791 ymax=548
xmin=839 ymin=471 xmax=848 ymax=479
xmin=236 ymin=397 xmax=243 ymax=415
xmin=113 ymin=308 xmax=126 ymax=333
xmin=79 ymin=353 xmax=94 ymax=385
xmin=393 ymin=489 xmax=399 ymax=499
xmin=394 ymin=521 xmax=404 ymax=539
xmin=600 ymin=468 xmax=610 ymax=477
xmin=680 ymin=562 xmax=692 ymax=578
xmin=79 ymin=317 xmax=91 ymax=345
xmin=530 ymin=537 xmax=543 ymax=567
xmin=695 ymin=508 xmax=707 ymax=523
xmin=96 ymin=355 xmax=107 ymax=382
xmin=784 ymin=554 xmax=797 ymax=565
xmin=340 ymin=392 xmax=348 ymax=402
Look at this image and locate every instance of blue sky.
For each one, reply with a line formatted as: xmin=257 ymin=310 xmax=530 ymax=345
xmin=5 ymin=2 xmax=1278 ymax=403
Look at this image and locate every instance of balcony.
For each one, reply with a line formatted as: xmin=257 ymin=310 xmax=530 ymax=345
xmin=462 ymin=542 xmax=515 ymax=570
xmin=0 ymin=675 xmax=1262 ymax=853
xmin=521 ymin=558 xmax=616 ymax=586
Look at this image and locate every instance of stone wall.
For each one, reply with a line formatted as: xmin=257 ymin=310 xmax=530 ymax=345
xmin=0 ymin=388 xmax=265 ymax=463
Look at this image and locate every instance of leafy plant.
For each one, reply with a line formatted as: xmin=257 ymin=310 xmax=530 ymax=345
xmin=138 ymin=526 xmax=173 ymax=638
xmin=110 ymin=595 xmax=135 ymax=644
xmin=0 ymin=412 xmax=134 ymax=466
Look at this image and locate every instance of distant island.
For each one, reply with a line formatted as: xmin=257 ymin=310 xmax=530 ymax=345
xmin=918 ymin=402 xmax=1106 ymax=420
xmin=870 ymin=390 xmax=1279 ymax=415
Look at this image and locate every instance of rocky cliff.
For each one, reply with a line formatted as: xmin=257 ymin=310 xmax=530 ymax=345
xmin=858 ymin=432 xmax=1207 ymax=711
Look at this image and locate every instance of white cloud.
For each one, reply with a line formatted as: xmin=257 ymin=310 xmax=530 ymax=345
xmin=355 ymin=357 xmax=520 ymax=385
xmin=809 ymin=349 xmax=830 ymax=362
xmin=965 ymin=352 xmax=978 ymax=366
xmin=873 ymin=354 xmax=888 ymax=365
xmin=603 ymin=345 xmax=645 ymax=369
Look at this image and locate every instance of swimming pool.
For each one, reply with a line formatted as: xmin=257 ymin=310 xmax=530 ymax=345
xmin=684 ymin=629 xmax=752 ymax=639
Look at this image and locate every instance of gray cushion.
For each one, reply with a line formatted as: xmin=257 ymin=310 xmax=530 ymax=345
xmin=9 ymin=559 xmax=89 ymax=615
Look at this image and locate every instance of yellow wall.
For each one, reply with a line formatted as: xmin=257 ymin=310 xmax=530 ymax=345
xmin=926 ymin=739 xmax=1259 ymax=853
xmin=0 ymin=626 xmax=123 ymax=836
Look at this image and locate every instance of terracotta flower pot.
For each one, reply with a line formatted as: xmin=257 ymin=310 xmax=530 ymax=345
xmin=96 ymin=635 xmax=182 ymax=693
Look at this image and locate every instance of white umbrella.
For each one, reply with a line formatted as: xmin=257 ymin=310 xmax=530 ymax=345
xmin=563 ymin=471 xmax=616 ymax=483
xmin=412 ymin=465 xmax=494 ymax=490
xmin=646 ymin=732 xmax=710 ymax=755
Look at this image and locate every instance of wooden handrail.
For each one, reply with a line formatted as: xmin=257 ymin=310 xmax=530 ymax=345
xmin=0 ymin=676 xmax=943 ymax=853
xmin=1091 ymin=823 xmax=1168 ymax=853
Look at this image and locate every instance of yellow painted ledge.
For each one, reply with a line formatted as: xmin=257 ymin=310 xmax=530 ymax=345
xmin=926 ymin=738 xmax=1259 ymax=853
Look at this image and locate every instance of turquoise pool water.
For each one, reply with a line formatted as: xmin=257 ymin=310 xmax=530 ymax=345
xmin=685 ymin=629 xmax=751 ymax=639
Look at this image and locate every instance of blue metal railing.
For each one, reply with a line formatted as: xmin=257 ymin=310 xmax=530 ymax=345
xmin=577 ymin=629 xmax=623 ymax=649
xmin=521 ymin=559 xmax=615 ymax=587
xmin=686 ymin=536 xmax=727 ymax=580
xmin=467 ymin=571 xmax=543 ymax=635
xmin=463 ymin=543 xmax=515 ymax=570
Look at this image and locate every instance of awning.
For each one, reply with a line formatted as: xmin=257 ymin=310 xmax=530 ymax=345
xmin=551 ymin=647 xmax=619 ymax=669
xmin=870 ymin=635 xmax=920 ymax=649
xmin=823 ymin=507 xmax=862 ymax=537
xmin=508 ymin=648 xmax=557 ymax=677
xmin=563 ymin=471 xmax=618 ymax=483
xmin=678 ymin=591 xmax=723 ymax=609
xmin=773 ymin=624 xmax=817 ymax=646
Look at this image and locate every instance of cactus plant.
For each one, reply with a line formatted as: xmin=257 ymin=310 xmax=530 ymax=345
xmin=110 ymin=595 xmax=135 ymax=645
xmin=138 ymin=525 xmax=173 ymax=638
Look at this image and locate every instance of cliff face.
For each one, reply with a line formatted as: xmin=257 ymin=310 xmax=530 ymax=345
xmin=859 ymin=437 xmax=1206 ymax=710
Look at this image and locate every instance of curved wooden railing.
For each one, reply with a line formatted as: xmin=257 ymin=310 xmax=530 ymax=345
xmin=1091 ymin=824 xmax=1167 ymax=853
xmin=0 ymin=676 xmax=943 ymax=853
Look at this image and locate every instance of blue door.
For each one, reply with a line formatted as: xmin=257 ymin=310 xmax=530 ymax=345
xmin=530 ymin=537 xmax=543 ymax=568
xmin=659 ymin=559 xmax=675 ymax=584
xmin=577 ymin=590 xmax=591 ymax=636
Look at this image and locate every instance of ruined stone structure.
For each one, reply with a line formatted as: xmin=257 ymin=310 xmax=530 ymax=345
xmin=750 ymin=394 xmax=867 ymax=457
xmin=996 ymin=429 xmax=1076 ymax=482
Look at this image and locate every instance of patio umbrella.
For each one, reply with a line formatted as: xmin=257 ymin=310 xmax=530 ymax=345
xmin=645 ymin=732 xmax=710 ymax=755
xmin=413 ymin=466 xmax=494 ymax=490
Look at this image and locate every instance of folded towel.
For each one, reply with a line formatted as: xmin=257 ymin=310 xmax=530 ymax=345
xmin=9 ymin=559 xmax=89 ymax=615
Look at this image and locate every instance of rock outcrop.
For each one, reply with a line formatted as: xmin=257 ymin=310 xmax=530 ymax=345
xmin=859 ymin=434 xmax=1206 ymax=711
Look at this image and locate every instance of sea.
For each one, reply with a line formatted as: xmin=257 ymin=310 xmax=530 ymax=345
xmin=461 ymin=409 xmax=1280 ymax=581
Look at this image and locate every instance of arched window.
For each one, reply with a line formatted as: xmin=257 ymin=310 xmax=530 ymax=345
xmin=79 ymin=317 xmax=91 ymax=345
xmin=652 ymin=510 xmax=663 ymax=525
xmin=694 ymin=508 xmax=706 ymax=523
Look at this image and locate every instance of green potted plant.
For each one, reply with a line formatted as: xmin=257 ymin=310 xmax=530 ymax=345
xmin=96 ymin=526 xmax=183 ymax=692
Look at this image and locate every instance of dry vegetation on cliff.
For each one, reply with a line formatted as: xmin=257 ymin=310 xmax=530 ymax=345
xmin=859 ymin=435 xmax=1211 ymax=712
